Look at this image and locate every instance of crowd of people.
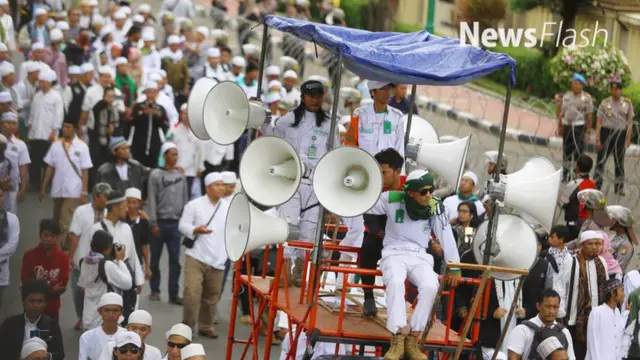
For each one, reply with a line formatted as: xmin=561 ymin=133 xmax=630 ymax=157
xmin=0 ymin=0 xmax=637 ymax=360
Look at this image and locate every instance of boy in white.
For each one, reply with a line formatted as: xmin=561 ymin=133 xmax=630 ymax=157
xmin=127 ymin=310 xmax=163 ymax=360
xmin=78 ymin=293 xmax=127 ymax=360
xmin=586 ymin=278 xmax=626 ymax=360
xmin=366 ymin=170 xmax=460 ymax=360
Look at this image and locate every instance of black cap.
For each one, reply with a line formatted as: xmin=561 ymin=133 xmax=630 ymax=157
xmin=301 ymin=80 xmax=325 ymax=95
xmin=611 ymin=80 xmax=623 ymax=89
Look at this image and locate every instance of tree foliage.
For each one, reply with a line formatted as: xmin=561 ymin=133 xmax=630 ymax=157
xmin=456 ymin=0 xmax=508 ymax=30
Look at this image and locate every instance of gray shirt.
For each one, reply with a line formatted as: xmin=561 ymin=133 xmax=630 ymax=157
xmin=561 ymin=91 xmax=593 ymax=126
xmin=147 ymin=167 xmax=189 ymax=224
xmin=597 ymin=97 xmax=634 ymax=131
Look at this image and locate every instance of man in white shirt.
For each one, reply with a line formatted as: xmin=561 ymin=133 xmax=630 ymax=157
xmin=164 ymin=323 xmax=193 ymax=360
xmin=236 ymin=62 xmax=259 ymax=99
xmin=179 ymin=172 xmax=229 ymax=338
xmin=220 ymin=171 xmax=237 ymax=199
xmin=0 ymin=187 xmax=19 ymax=308
xmin=1 ymin=112 xmax=30 ymax=213
xmin=507 ymin=289 xmax=575 ymax=359
xmin=127 ymin=310 xmax=163 ymax=360
xmin=40 ymin=120 xmax=92 ymax=245
xmin=281 ymin=70 xmax=301 ymax=109
xmin=443 ymin=171 xmax=486 ymax=222
xmin=586 ymin=278 xmax=626 ymax=360
xmin=197 ymin=138 xmax=233 ymax=186
xmin=172 ymin=105 xmax=202 ymax=195
xmin=29 ymin=70 xmax=64 ymax=189
xmin=78 ymin=292 xmax=127 ymax=359
xmin=181 ymin=344 xmax=206 ymax=360
xmin=0 ymin=2 xmax=15 ymax=51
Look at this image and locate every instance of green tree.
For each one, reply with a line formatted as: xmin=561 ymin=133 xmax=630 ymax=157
xmin=457 ymin=0 xmax=508 ymax=33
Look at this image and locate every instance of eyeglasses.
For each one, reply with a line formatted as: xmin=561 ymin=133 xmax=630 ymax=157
xmin=117 ymin=344 xmax=140 ymax=354
xmin=419 ymin=187 xmax=434 ymax=196
xmin=167 ymin=341 xmax=189 ymax=349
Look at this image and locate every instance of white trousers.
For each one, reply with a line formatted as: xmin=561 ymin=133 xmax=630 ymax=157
xmin=279 ymin=180 xmax=320 ymax=260
xmin=380 ymin=248 xmax=438 ymax=334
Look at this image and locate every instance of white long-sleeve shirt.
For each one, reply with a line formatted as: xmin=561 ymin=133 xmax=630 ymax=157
xmin=179 ymin=195 xmax=229 ymax=270
xmin=624 ymin=270 xmax=640 ymax=306
xmin=0 ymin=212 xmax=20 ymax=286
xmin=171 ymin=124 xmax=203 ymax=177
xmin=586 ymin=304 xmax=625 ymax=360
xmin=197 ymin=140 xmax=233 ymax=171
xmin=28 ymin=89 xmax=64 ymax=140
xmin=78 ymin=326 xmax=126 ymax=360
xmin=1 ymin=14 xmax=16 ymax=51
xmin=339 ymin=215 xmax=365 ymax=249
xmin=90 ymin=219 xmax=145 ymax=287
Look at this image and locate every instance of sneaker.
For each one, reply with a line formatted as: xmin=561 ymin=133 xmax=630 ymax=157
xmin=363 ymin=298 xmax=377 ymax=317
xmin=170 ymin=297 xmax=184 ymax=305
xmin=149 ymin=292 xmax=161 ymax=301
xmin=240 ymin=315 xmax=252 ymax=324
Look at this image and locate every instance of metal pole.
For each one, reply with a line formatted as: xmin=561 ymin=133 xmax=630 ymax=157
xmin=256 ymin=16 xmax=269 ymax=100
xmin=482 ymin=82 xmax=512 ymax=265
xmin=309 ymin=51 xmax=344 ymax=304
xmin=403 ymin=84 xmax=418 ymax=152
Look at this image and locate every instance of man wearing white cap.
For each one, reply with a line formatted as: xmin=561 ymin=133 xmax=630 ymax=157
xmin=263 ymin=64 xmax=281 ymax=92
xmin=230 ymin=55 xmax=245 ymax=81
xmin=62 ymin=64 xmax=87 ymax=125
xmin=0 ymin=2 xmax=15 ymax=51
xmin=443 ymin=171 xmax=485 ymax=222
xmin=536 ymin=337 xmax=569 ymax=360
xmin=0 ymin=63 xmax=21 ymax=114
xmin=124 ymin=188 xmax=152 ymax=277
xmin=204 ymin=47 xmax=225 ymax=80
xmin=18 ymin=8 xmax=50 ymax=53
xmin=78 ymin=292 xmax=127 ymax=360
xmin=586 ymin=278 xmax=625 ymax=360
xmin=21 ymin=340 xmax=48 ymax=360
xmin=555 ymin=230 xmax=608 ymax=359
xmin=80 ymin=67 xmax=124 ymax=141
xmin=171 ymin=104 xmax=202 ymax=195
xmin=344 ymin=80 xmax=405 ymax=159
xmin=127 ymin=310 xmax=162 ymax=360
xmin=148 ymin=142 xmax=188 ymax=304
xmin=103 ymin=331 xmax=144 ymax=360
xmin=181 ymin=344 xmax=205 ymax=360
xmin=159 ymin=35 xmax=190 ymax=109
xmin=111 ymin=10 xmax=130 ymax=45
xmin=141 ymin=32 xmax=161 ymax=81
xmin=130 ymin=82 xmax=169 ymax=168
xmin=137 ymin=73 xmax=179 ymax=132
xmin=164 ymin=323 xmax=192 ymax=360
xmin=15 ymin=62 xmax=40 ymax=132
xmin=265 ymin=92 xmax=281 ymax=119
xmin=1 ymin=112 xmax=30 ymax=212
xmin=185 ymin=26 xmax=210 ymax=81
xmin=44 ymin=28 xmax=68 ymax=88
xmin=281 ymin=70 xmax=301 ymax=108
xmin=179 ymin=172 xmax=228 ymax=338
xmin=28 ymin=69 xmax=63 ymax=190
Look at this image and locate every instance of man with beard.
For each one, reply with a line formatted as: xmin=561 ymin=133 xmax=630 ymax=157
xmin=129 ymin=82 xmax=169 ymax=168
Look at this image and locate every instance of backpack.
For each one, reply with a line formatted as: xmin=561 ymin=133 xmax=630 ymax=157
xmin=522 ymin=320 xmax=569 ymax=360
xmin=97 ymin=257 xmax=137 ymax=322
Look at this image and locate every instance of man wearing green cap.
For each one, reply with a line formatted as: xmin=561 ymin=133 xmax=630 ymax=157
xmin=366 ymin=169 xmax=461 ymax=360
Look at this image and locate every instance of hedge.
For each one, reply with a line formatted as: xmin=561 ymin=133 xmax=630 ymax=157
xmin=393 ymin=23 xmax=425 ymax=33
xmin=341 ymin=0 xmax=370 ymax=29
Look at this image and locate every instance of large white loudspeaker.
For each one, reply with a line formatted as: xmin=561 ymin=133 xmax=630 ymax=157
xmin=189 ymin=80 xmax=268 ymax=145
xmin=188 ymin=77 xmax=219 ymax=140
xmin=239 ymin=136 xmax=305 ymax=207
xmin=488 ymin=157 xmax=562 ymax=231
xmin=472 ymin=214 xmax=538 ymax=280
xmin=313 ymin=147 xmax=383 ymax=217
xmin=403 ymin=115 xmax=439 ymax=145
xmin=406 ymin=136 xmax=471 ymax=191
xmin=225 ymin=193 xmax=298 ymax=262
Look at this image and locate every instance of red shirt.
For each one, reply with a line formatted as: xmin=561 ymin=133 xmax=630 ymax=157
xmin=384 ymin=175 xmax=407 ymax=192
xmin=21 ymin=245 xmax=70 ymax=318
xmin=578 ymin=178 xmax=597 ymax=219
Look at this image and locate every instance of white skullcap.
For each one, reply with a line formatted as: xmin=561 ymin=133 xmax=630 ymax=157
xmin=92 ymin=14 xmax=106 ymax=26
xmin=242 ymin=43 xmax=259 ymax=56
xmin=121 ymin=6 xmax=132 ymax=15
xmin=115 ymin=57 xmax=128 ymax=66
xmin=21 ymin=341 xmax=47 ymax=360
xmin=98 ymin=66 xmax=113 ymax=75
xmin=266 ymin=65 xmax=280 ymax=76
xmin=406 ymin=169 xmax=430 ymax=182
xmin=536 ymin=336 xmax=564 ymax=359
xmin=283 ymin=70 xmax=298 ymax=79
xmin=149 ymin=73 xmax=163 ymax=82
xmin=210 ymin=29 xmax=228 ymax=39
xmin=81 ymin=63 xmax=95 ymax=73
xmin=144 ymin=81 xmax=159 ymax=91
xmin=181 ymin=344 xmax=206 ymax=360
xmin=265 ymin=92 xmax=281 ymax=104
xmin=296 ymin=0 xmax=309 ymax=7
xmin=68 ymin=65 xmax=82 ymax=75
xmin=113 ymin=10 xmax=127 ymax=20
xmin=115 ymin=331 xmax=142 ymax=348
xmin=38 ymin=70 xmax=56 ymax=82
xmin=125 ymin=188 xmax=142 ymax=200
xmin=2 ymin=112 xmax=18 ymax=122
xmin=231 ymin=56 xmax=246 ymax=68
xmin=207 ymin=47 xmax=220 ymax=58
xmin=167 ymin=35 xmax=181 ymax=45
xmin=196 ymin=26 xmax=208 ymax=38
xmin=160 ymin=142 xmax=177 ymax=155
xmin=0 ymin=43 xmax=7 ymax=51
xmin=46 ymin=18 xmax=56 ymax=30
xmin=221 ymin=171 xmax=237 ymax=184
xmin=0 ymin=62 xmax=15 ymax=76
xmin=128 ymin=309 xmax=152 ymax=326
xmin=142 ymin=31 xmax=155 ymax=41
xmin=166 ymin=323 xmax=193 ymax=341
xmin=0 ymin=91 xmax=11 ymax=103
xmin=138 ymin=4 xmax=151 ymax=13
xmin=31 ymin=42 xmax=45 ymax=51
xmin=98 ymin=292 xmax=123 ymax=308
xmin=24 ymin=337 xmax=48 ymax=350
xmin=204 ymin=172 xmax=223 ymax=186
xmin=132 ymin=14 xmax=145 ymax=23
xmin=268 ymin=80 xmax=282 ymax=90
xmin=367 ymin=80 xmax=393 ymax=90
xmin=580 ymin=230 xmax=604 ymax=244
xmin=35 ymin=8 xmax=48 ymax=16
xmin=0 ymin=134 xmax=7 ymax=144
xmin=462 ymin=171 xmax=478 ymax=185
xmin=50 ymin=28 xmax=64 ymax=42
xmin=338 ymin=124 xmax=347 ymax=134
xmin=56 ymin=21 xmax=69 ymax=30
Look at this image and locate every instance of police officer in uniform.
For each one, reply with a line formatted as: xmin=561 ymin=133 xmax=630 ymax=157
xmin=557 ymin=73 xmax=593 ymax=182
xmin=594 ymin=80 xmax=634 ymax=195
xmin=272 ymin=80 xmax=339 ymax=287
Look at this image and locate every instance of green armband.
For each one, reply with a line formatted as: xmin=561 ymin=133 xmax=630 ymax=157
xmin=449 ymin=269 xmax=461 ymax=275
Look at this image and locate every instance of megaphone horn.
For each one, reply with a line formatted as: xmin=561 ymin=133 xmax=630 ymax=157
xmin=188 ymin=79 xmax=268 ymax=145
xmin=240 ymin=136 xmax=305 ymax=207
xmin=406 ymin=135 xmax=471 ymax=191
xmin=313 ymin=147 xmax=383 ymax=218
xmin=225 ymin=193 xmax=300 ymax=262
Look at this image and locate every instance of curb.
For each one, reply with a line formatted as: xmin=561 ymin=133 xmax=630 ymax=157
xmin=416 ymin=96 xmax=640 ymax=157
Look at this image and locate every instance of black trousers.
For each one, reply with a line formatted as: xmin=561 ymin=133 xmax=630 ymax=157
xmin=594 ymin=127 xmax=627 ymax=192
xmin=359 ymin=233 xmax=383 ymax=300
xmin=562 ymin=125 xmax=585 ymax=182
xmin=28 ymin=139 xmax=51 ymax=188
xmin=239 ymin=256 xmax=259 ymax=316
xmin=568 ymin=325 xmax=587 ymax=360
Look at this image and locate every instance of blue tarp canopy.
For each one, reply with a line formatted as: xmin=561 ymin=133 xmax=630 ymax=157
xmin=265 ymin=15 xmax=517 ymax=86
